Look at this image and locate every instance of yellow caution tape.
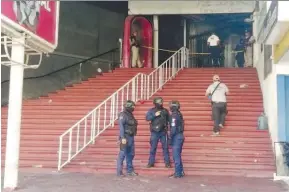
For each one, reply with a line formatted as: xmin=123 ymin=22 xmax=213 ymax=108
xmin=141 ymin=45 xmax=244 ymax=56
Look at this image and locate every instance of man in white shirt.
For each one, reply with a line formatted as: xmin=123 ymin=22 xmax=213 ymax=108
xmin=207 ymin=33 xmax=221 ymax=67
xmin=205 ymin=75 xmax=229 ymax=135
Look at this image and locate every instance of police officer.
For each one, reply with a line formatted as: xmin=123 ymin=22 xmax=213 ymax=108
xmin=205 ymin=75 xmax=229 ymax=135
xmin=146 ymin=97 xmax=171 ymax=168
xmin=116 ymin=100 xmax=138 ymax=176
xmin=168 ymin=101 xmax=185 ymax=178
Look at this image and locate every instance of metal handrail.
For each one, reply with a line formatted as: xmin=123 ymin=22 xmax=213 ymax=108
xmin=1 ymin=48 xmax=119 ymax=84
xmin=57 ymin=47 xmax=189 ymax=170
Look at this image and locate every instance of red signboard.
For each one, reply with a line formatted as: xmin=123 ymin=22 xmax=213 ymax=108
xmin=1 ymin=0 xmax=59 ymax=49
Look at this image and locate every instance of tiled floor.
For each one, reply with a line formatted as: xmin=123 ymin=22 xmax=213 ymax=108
xmin=2 ymin=172 xmax=289 ymax=192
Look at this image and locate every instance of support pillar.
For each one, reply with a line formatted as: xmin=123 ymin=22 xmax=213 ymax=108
xmin=4 ymin=37 xmax=25 ymax=190
xmin=183 ymin=18 xmax=187 ymax=48
xmin=153 ymin=15 xmax=159 ymax=68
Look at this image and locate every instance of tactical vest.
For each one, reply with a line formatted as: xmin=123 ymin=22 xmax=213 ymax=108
xmin=151 ymin=109 xmax=167 ymax=132
xmin=123 ymin=111 xmax=138 ymax=136
xmin=172 ymin=111 xmax=184 ymax=133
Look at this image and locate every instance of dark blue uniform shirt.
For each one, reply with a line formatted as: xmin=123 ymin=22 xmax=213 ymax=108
xmin=169 ymin=112 xmax=182 ymax=139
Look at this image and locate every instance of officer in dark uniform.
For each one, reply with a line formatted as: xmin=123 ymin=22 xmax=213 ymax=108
xmin=168 ymin=101 xmax=185 ymax=178
xmin=116 ymin=100 xmax=138 ymax=176
xmin=146 ymin=97 xmax=171 ymax=168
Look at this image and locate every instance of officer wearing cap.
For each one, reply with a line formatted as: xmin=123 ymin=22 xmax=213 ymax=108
xmin=146 ymin=97 xmax=171 ymax=168
xmin=116 ymin=100 xmax=138 ymax=176
xmin=168 ymin=101 xmax=185 ymax=178
xmin=205 ymin=75 xmax=229 ymax=135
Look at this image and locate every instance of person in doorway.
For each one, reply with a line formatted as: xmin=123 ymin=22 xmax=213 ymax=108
xmin=205 ymin=75 xmax=229 ymax=136
xmin=207 ymin=32 xmax=221 ymax=67
xmin=244 ymin=31 xmax=255 ymax=67
xmin=146 ymin=97 xmax=171 ymax=168
xmin=116 ymin=100 xmax=138 ymax=177
xmin=234 ymin=39 xmax=245 ymax=68
xmin=168 ymin=101 xmax=185 ymax=178
xmin=219 ymin=42 xmax=225 ymax=67
xmin=130 ymin=31 xmax=143 ymax=68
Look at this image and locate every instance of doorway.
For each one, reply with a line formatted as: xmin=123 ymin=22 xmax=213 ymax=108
xmin=122 ymin=16 xmax=153 ymax=68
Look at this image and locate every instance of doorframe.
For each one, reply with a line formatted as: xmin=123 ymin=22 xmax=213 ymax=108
xmin=277 ymin=75 xmax=289 ymax=141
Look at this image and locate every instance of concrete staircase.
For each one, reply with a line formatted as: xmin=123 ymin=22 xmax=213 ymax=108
xmin=64 ymin=68 xmax=275 ymax=177
xmin=1 ymin=68 xmax=152 ymax=169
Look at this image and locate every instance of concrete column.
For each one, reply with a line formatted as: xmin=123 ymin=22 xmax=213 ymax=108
xmin=153 ymin=15 xmax=159 ymax=68
xmin=183 ymin=18 xmax=187 ymax=48
xmin=4 ymin=36 xmax=25 ymax=190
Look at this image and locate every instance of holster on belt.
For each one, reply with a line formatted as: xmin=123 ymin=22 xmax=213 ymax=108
xmin=119 ymin=137 xmax=127 ymax=151
xmin=120 ymin=142 xmax=127 ymax=151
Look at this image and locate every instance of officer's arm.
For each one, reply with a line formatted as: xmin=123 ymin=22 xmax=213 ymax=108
xmin=170 ymin=115 xmax=178 ymax=138
xmin=118 ymin=114 xmax=126 ymax=139
xmin=145 ymin=109 xmax=155 ymax=121
xmin=165 ymin=109 xmax=170 ymax=125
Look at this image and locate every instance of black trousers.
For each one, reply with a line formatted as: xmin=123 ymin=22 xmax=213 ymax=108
xmin=212 ymin=102 xmax=227 ymax=132
xmin=209 ymin=46 xmax=220 ymax=67
xmin=236 ymin=55 xmax=244 ymax=68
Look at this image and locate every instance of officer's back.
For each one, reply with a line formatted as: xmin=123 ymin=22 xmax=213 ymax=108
xmin=205 ymin=75 xmax=229 ymax=135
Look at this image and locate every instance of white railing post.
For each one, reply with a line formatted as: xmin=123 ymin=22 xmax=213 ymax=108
xmin=132 ymin=77 xmax=136 ymax=102
xmin=172 ymin=55 xmax=176 ymax=77
xmin=159 ymin=65 xmax=164 ymax=89
xmin=147 ymin=75 xmax=150 ymax=99
xmin=112 ymin=94 xmax=116 ymax=127
xmin=181 ymin=48 xmax=184 ymax=68
xmin=136 ymin=75 xmax=139 ymax=101
xmin=145 ymin=75 xmax=149 ymax=100
xmin=57 ymin=47 xmax=188 ymax=170
xmin=186 ymin=48 xmax=189 ymax=68
xmin=57 ymin=137 xmax=63 ymax=170
xmin=92 ymin=111 xmax=96 ymax=144
xmin=68 ymin=131 xmax=72 ymax=162
xmin=97 ymin=109 xmax=100 ymax=137
xmin=140 ymin=74 xmax=144 ymax=100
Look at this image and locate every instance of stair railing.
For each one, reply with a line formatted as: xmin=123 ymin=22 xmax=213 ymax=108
xmin=57 ymin=47 xmax=189 ymax=170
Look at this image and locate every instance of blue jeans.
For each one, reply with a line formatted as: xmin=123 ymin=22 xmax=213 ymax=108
xmin=116 ymin=136 xmax=135 ymax=175
xmin=172 ymin=133 xmax=184 ymax=176
xmin=148 ymin=131 xmax=170 ymax=165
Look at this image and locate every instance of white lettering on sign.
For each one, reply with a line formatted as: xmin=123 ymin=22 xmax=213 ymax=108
xmin=39 ymin=1 xmax=51 ymax=12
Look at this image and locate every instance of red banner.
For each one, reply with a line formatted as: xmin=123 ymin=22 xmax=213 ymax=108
xmin=1 ymin=1 xmax=59 ymax=47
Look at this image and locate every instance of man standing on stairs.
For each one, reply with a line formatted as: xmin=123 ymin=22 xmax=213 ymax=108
xmin=146 ymin=97 xmax=171 ymax=168
xmin=207 ymin=32 xmax=221 ymax=67
xmin=130 ymin=31 xmax=143 ymax=68
xmin=205 ymin=75 xmax=229 ymax=136
xmin=244 ymin=30 xmax=255 ymax=67
xmin=168 ymin=101 xmax=185 ymax=178
xmin=116 ymin=100 xmax=138 ymax=177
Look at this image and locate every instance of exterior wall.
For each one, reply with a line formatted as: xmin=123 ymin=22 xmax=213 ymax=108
xmin=1 ymin=2 xmax=126 ymax=105
xmin=253 ymin=1 xmax=289 ymax=176
xmin=128 ymin=1 xmax=255 ymax=15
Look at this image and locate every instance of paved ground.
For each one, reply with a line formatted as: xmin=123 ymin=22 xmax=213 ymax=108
xmin=2 ymin=172 xmax=289 ymax=192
